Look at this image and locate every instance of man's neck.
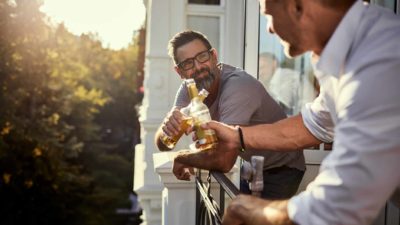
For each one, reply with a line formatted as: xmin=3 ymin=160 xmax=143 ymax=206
xmin=311 ymin=2 xmax=353 ymax=55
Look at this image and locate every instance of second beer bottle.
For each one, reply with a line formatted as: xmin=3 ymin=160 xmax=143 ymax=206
xmin=189 ymin=81 xmax=218 ymax=150
xmin=159 ymin=79 xmax=208 ymax=149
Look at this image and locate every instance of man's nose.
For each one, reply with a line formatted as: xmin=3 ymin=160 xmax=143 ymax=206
xmin=266 ymin=17 xmax=275 ymax=34
xmin=193 ymin=59 xmax=203 ymax=70
xmin=269 ymin=25 xmax=275 ymax=34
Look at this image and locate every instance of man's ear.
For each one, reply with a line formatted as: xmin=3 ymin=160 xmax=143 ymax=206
xmin=174 ymin=66 xmax=185 ymax=79
xmin=211 ymin=48 xmax=218 ymax=60
xmin=293 ymin=0 xmax=303 ymax=19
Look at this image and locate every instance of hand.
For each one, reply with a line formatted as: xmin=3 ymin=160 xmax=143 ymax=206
xmin=201 ymin=121 xmax=241 ymax=151
xmin=222 ymin=195 xmax=292 ymax=225
xmin=162 ymin=108 xmax=185 ymax=137
xmin=173 ymin=156 xmax=195 ymax=181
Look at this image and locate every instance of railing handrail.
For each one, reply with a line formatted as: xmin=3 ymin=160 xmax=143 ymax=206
xmin=210 ymin=171 xmax=240 ymax=199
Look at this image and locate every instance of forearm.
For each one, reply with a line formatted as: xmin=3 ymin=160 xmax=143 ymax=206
xmin=242 ymin=114 xmax=321 ymax=151
xmin=250 ymin=200 xmax=294 ymax=225
xmin=261 ymin=200 xmax=295 ymax=225
xmin=174 ymin=148 xmax=237 ymax=173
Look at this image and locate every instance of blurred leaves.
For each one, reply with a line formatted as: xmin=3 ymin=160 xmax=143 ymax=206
xmin=0 ymin=0 xmax=142 ymax=225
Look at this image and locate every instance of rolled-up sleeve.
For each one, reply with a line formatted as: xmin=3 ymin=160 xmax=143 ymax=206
xmin=301 ymin=91 xmax=335 ymax=143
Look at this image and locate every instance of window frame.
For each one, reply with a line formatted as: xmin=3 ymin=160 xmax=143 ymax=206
xmin=188 ymin=0 xmax=223 ymax=6
xmin=186 ymin=3 xmax=225 ymax=60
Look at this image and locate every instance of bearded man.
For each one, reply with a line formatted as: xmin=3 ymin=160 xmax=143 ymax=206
xmin=155 ymin=30 xmax=305 ymax=200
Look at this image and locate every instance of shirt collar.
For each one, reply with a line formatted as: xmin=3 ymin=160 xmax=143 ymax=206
xmin=315 ymin=0 xmax=366 ymax=78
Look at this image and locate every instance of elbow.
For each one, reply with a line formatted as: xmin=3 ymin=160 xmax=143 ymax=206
xmin=216 ymin=162 xmax=233 ymax=173
xmin=220 ymin=166 xmax=231 ymax=173
xmin=209 ymin=153 xmax=236 ymax=173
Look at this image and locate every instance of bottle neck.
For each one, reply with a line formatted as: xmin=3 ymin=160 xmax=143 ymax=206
xmin=198 ymin=89 xmax=209 ymax=102
xmin=187 ymin=83 xmax=199 ymax=100
xmin=192 ymin=96 xmax=201 ymax=103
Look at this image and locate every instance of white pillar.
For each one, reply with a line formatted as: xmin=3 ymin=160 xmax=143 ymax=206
xmin=154 ymin=152 xmax=238 ymax=225
xmin=134 ymin=1 xmax=186 ymax=225
xmin=154 ymin=152 xmax=196 ymax=225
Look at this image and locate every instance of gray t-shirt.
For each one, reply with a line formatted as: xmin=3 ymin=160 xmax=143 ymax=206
xmin=174 ymin=63 xmax=305 ymax=171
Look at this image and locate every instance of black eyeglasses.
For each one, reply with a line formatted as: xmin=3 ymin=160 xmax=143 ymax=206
xmin=177 ymin=49 xmax=213 ymax=71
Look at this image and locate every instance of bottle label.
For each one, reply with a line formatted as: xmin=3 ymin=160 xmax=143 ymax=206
xmin=192 ymin=110 xmax=212 ymax=123
xmin=194 ymin=119 xmax=217 ymax=149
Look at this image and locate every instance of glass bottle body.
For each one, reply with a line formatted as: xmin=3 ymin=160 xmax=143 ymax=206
xmin=190 ymin=98 xmax=218 ymax=150
xmin=160 ymin=115 xmax=193 ymax=149
xmin=159 ymin=79 xmax=208 ymax=149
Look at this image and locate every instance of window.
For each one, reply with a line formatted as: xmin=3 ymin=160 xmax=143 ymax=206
xmin=256 ymin=7 xmax=324 ymax=150
xmin=187 ymin=16 xmax=220 ymax=53
xmin=255 ymin=0 xmax=398 ymax=152
xmin=258 ymin=15 xmax=317 ymax=117
xmin=256 ymin=0 xmax=398 ymax=117
xmin=367 ymin=0 xmax=397 ymax=11
xmin=186 ymin=2 xmax=225 ymax=59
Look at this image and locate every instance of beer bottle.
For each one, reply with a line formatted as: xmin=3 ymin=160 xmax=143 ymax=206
xmin=190 ymin=86 xmax=218 ymax=151
xmin=159 ymin=79 xmax=208 ymax=149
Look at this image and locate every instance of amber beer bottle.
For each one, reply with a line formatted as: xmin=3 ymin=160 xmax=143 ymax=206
xmin=190 ymin=87 xmax=218 ymax=151
xmin=160 ymin=79 xmax=208 ymax=149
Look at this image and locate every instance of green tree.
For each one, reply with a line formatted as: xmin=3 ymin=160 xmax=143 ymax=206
xmin=0 ymin=1 xmax=142 ymax=224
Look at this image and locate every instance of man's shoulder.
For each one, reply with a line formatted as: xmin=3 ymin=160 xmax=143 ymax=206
xmin=221 ymin=64 xmax=261 ymax=88
xmin=219 ymin=65 xmax=276 ymax=108
xmin=352 ymin=5 xmax=400 ymax=62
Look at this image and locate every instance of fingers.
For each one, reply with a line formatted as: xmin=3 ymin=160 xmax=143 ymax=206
xmin=222 ymin=200 xmax=244 ymax=225
xmin=222 ymin=195 xmax=252 ymax=225
xmin=193 ymin=120 xmax=222 ymax=141
xmin=176 ymin=169 xmax=192 ymax=181
xmin=201 ymin=120 xmax=238 ymax=147
xmin=201 ymin=120 xmax=221 ymax=130
xmin=175 ymin=171 xmax=191 ymax=181
xmin=163 ymin=109 xmax=183 ymax=136
xmin=184 ymin=125 xmax=193 ymax=135
xmin=202 ymin=120 xmax=234 ymax=135
xmin=223 ymin=195 xmax=280 ymax=225
xmin=192 ymin=132 xmax=197 ymax=142
xmin=182 ymin=168 xmax=193 ymax=180
xmin=172 ymin=160 xmax=193 ymax=181
xmin=188 ymin=167 xmax=195 ymax=175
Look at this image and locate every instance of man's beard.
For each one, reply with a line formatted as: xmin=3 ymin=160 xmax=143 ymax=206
xmin=193 ymin=67 xmax=216 ymax=91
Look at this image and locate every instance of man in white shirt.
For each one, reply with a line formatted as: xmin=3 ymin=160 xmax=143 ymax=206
xmin=176 ymin=0 xmax=400 ymax=224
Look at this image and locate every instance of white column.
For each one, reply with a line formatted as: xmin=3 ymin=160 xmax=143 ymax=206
xmin=134 ymin=0 xmax=186 ymax=225
xmin=154 ymin=152 xmax=196 ymax=225
xmin=154 ymin=152 xmax=238 ymax=225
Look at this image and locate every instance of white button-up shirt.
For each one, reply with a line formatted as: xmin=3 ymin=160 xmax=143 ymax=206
xmin=288 ymin=1 xmax=400 ymax=225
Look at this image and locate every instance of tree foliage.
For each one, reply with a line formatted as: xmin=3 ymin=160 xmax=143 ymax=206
xmin=0 ymin=1 xmax=142 ymax=224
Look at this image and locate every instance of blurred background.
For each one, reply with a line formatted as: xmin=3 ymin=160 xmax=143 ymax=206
xmin=0 ymin=0 xmax=146 ymax=224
